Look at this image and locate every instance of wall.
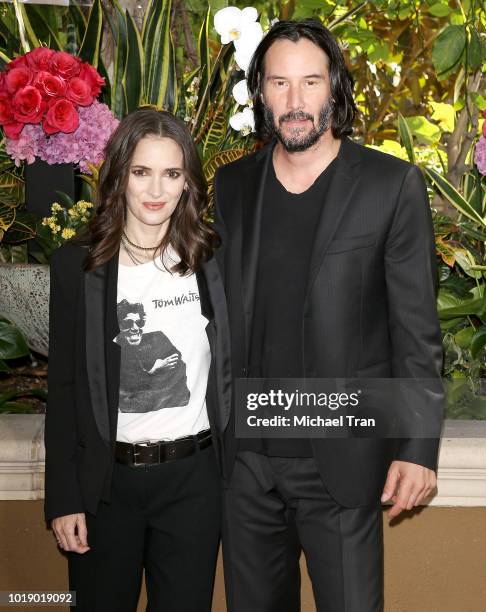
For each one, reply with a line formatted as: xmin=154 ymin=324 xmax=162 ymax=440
xmin=1 ymin=501 xmax=485 ymax=612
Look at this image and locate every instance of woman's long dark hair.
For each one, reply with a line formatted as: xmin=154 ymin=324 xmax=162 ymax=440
xmin=246 ymin=19 xmax=357 ymax=141
xmin=83 ymin=107 xmax=219 ymax=273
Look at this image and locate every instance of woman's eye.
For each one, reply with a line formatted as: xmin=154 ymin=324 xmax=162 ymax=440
xmin=132 ymin=169 xmax=146 ymax=176
xmin=167 ymin=170 xmax=181 ymax=179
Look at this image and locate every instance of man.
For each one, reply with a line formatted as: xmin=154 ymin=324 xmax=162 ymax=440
xmin=213 ymin=19 xmax=443 ymax=612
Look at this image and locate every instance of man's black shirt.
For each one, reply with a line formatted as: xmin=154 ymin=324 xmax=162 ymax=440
xmin=240 ymin=152 xmax=338 ymax=456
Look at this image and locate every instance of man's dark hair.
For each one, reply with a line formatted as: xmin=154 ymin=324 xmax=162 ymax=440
xmin=117 ymin=300 xmax=146 ymax=328
xmin=246 ymin=18 xmax=357 ymax=141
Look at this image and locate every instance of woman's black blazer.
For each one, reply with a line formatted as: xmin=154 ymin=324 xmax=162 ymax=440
xmin=44 ymin=243 xmax=231 ymax=522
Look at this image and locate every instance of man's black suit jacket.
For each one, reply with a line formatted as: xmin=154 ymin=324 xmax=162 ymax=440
xmin=44 ymin=244 xmax=232 ymax=522
xmin=213 ymin=135 xmax=444 ymax=508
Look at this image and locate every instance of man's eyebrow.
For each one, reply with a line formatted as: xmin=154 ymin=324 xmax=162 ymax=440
xmin=265 ymin=74 xmax=325 ymax=80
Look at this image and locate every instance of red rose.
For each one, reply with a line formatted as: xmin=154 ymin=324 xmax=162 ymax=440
xmin=5 ymin=66 xmax=34 ymax=94
xmin=7 ymin=55 xmax=28 ymax=70
xmin=34 ymin=71 xmax=67 ymax=98
xmin=0 ymin=92 xmax=12 ymax=123
xmin=483 ymin=121 xmax=486 ymax=138
xmin=66 ymin=77 xmax=93 ymax=106
xmin=12 ymin=86 xmax=45 ymax=124
xmin=0 ymin=72 xmax=6 ymax=93
xmin=43 ymin=98 xmax=79 ymax=134
xmin=26 ymin=47 xmax=56 ymax=71
xmin=3 ymin=121 xmax=24 ymax=139
xmin=49 ymin=51 xmax=81 ymax=79
xmin=78 ymin=64 xmax=105 ymax=97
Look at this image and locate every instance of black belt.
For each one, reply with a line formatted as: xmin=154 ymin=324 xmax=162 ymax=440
xmin=115 ymin=429 xmax=212 ymax=466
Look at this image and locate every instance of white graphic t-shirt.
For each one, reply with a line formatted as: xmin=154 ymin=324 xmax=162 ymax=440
xmin=115 ymin=252 xmax=211 ymax=443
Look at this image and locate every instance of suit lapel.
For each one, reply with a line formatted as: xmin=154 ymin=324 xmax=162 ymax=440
xmin=105 ymin=253 xmax=121 ymax=441
xmin=241 ymin=143 xmax=273 ymax=368
xmin=304 ymin=136 xmax=362 ymax=303
xmin=84 ymin=252 xmax=120 ymax=448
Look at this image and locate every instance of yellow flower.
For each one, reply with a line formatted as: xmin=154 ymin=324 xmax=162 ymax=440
xmin=51 ymin=203 xmax=62 ymax=213
xmin=68 ymin=208 xmax=79 ymax=218
xmin=61 ymin=228 xmax=76 ymax=240
xmin=51 ymin=224 xmax=61 ymax=235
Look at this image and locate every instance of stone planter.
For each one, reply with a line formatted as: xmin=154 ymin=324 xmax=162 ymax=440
xmin=0 ymin=263 xmax=49 ymax=356
xmin=0 ymin=415 xmax=485 ymax=505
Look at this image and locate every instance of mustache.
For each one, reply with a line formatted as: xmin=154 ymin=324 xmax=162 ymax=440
xmin=279 ymin=111 xmax=314 ymax=124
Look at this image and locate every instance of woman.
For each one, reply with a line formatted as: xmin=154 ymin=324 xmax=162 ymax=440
xmin=44 ymin=107 xmax=229 ymax=612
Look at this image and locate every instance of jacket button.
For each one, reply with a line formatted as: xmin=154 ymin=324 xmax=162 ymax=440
xmin=242 ymin=367 xmax=248 ymax=377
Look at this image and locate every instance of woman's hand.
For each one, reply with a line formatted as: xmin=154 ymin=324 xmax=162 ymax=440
xmin=52 ymin=513 xmax=90 ymax=554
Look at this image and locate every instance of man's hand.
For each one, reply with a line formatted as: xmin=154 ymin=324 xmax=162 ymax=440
xmin=146 ymin=353 xmax=179 ymax=374
xmin=52 ymin=513 xmax=90 ymax=553
xmin=381 ymin=460 xmax=437 ymax=520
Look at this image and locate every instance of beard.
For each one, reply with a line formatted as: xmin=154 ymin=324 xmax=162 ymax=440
xmin=262 ymin=98 xmax=334 ymax=152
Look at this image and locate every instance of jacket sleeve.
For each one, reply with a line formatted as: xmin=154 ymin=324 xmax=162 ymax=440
xmin=384 ymin=164 xmax=444 ymax=471
xmin=44 ymin=248 xmax=85 ymax=522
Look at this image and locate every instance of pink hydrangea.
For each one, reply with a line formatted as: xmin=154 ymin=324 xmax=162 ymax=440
xmin=5 ymin=100 xmax=118 ymax=174
xmin=474 ymin=136 xmax=486 ymax=176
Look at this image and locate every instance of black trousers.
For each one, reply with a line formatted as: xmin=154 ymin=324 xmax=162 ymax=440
xmin=222 ymin=451 xmax=383 ymax=612
xmin=68 ymin=445 xmax=221 ymax=612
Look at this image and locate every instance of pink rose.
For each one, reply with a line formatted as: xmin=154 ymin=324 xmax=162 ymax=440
xmin=49 ymin=51 xmax=81 ymax=79
xmin=78 ymin=64 xmax=105 ymax=97
xmin=12 ymin=86 xmax=45 ymax=124
xmin=0 ymin=91 xmax=12 ymax=123
xmin=26 ymin=47 xmax=56 ymax=71
xmin=3 ymin=121 xmax=24 ymax=139
xmin=34 ymin=71 xmax=67 ymax=98
xmin=43 ymin=98 xmax=79 ymax=134
xmin=5 ymin=66 xmax=34 ymax=94
xmin=66 ymin=77 xmax=93 ymax=106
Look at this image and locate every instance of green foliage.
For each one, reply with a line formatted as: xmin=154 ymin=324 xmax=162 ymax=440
xmin=0 ymin=317 xmax=29 ymax=372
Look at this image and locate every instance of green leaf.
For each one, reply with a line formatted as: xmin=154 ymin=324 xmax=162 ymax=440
xmin=467 ymin=28 xmax=482 ymax=71
xmin=124 ymin=9 xmax=144 ymax=112
xmin=0 ymin=359 xmax=10 ymax=372
xmin=404 ymin=116 xmax=441 ymax=145
xmin=432 ymin=25 xmax=466 ymax=76
xmin=111 ymin=0 xmax=128 ymax=118
xmin=24 ymin=4 xmax=63 ymax=50
xmin=454 ymin=326 xmax=474 ymax=349
xmin=424 ymin=167 xmax=485 ymax=227
xmin=197 ymin=7 xmax=211 ymax=105
xmin=397 ymin=113 xmax=415 ymax=164
xmin=471 ymin=328 xmax=486 ymax=359
xmin=428 ymin=3 xmax=451 ymax=17
xmin=78 ymin=0 xmax=103 ymax=67
xmin=0 ymin=321 xmax=29 ymax=360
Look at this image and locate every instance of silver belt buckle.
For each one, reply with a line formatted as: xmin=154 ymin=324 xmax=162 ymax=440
xmin=132 ymin=440 xmax=160 ymax=466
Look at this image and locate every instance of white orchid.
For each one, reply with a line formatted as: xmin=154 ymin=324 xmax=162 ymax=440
xmin=232 ymin=79 xmax=251 ymax=107
xmin=229 ymin=106 xmax=255 ymax=135
xmin=214 ymin=6 xmax=259 ymax=44
xmin=214 ymin=6 xmax=263 ymax=72
xmin=234 ymin=21 xmax=263 ymax=71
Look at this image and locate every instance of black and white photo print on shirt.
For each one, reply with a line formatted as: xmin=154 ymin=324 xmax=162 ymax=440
xmin=115 ymin=299 xmax=190 ymax=413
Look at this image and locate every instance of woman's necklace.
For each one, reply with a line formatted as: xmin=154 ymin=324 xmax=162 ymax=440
xmin=122 ymin=231 xmax=159 ymax=251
